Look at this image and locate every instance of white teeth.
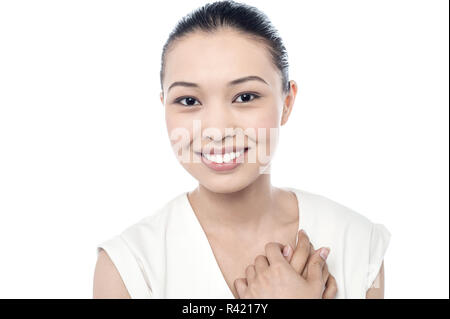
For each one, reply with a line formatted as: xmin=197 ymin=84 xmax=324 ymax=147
xmin=215 ymin=154 xmax=223 ymax=163
xmin=203 ymin=151 xmax=244 ymax=163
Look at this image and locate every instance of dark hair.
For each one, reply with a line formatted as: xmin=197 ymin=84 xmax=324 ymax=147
xmin=160 ymin=0 xmax=290 ymax=95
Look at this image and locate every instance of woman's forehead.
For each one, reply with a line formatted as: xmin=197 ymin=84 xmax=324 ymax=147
xmin=163 ymin=30 xmax=280 ymax=90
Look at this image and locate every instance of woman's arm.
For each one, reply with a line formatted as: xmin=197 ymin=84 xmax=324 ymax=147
xmin=93 ymin=248 xmax=132 ymax=299
xmin=365 ymin=260 xmax=385 ymax=299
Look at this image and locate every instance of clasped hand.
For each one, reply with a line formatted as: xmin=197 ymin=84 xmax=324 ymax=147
xmin=234 ymin=229 xmax=337 ymax=299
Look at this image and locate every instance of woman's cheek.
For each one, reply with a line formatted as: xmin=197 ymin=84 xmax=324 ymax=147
xmin=248 ymin=109 xmax=280 ymax=165
xmin=165 ymin=118 xmax=194 ymax=161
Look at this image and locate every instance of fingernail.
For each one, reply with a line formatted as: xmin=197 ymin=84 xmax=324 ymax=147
xmin=283 ymin=244 xmax=292 ymax=257
xmin=300 ymin=229 xmax=308 ymax=236
xmin=319 ymin=247 xmax=330 ymax=260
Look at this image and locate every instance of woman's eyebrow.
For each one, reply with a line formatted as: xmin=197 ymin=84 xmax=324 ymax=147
xmin=167 ymin=75 xmax=268 ymax=92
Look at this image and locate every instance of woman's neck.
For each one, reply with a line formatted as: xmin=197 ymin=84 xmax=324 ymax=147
xmin=187 ymin=174 xmax=282 ymax=235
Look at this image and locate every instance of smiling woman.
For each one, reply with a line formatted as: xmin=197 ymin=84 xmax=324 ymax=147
xmin=93 ymin=0 xmax=391 ymax=299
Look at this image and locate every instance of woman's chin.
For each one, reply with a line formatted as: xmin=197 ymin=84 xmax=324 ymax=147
xmin=204 ymin=171 xmax=266 ymax=193
xmin=181 ymin=161 xmax=264 ymax=193
xmin=199 ymin=181 xmax=250 ymax=194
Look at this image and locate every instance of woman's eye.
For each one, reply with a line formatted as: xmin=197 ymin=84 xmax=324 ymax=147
xmin=175 ymin=93 xmax=259 ymax=107
xmin=235 ymin=93 xmax=259 ymax=103
xmin=176 ymin=97 xmax=200 ymax=107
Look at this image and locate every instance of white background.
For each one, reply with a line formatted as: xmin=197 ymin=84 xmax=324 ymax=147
xmin=0 ymin=0 xmax=448 ymax=298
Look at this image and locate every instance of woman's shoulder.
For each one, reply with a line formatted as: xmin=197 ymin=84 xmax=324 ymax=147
xmin=287 ymin=187 xmax=374 ymax=230
xmin=120 ymin=191 xmax=188 ymax=239
xmin=286 ymin=187 xmax=391 ymax=297
xmin=97 ymin=190 xmax=188 ymax=267
xmin=95 ymin=191 xmax=189 ymax=298
xmin=286 ymin=186 xmax=391 ymax=258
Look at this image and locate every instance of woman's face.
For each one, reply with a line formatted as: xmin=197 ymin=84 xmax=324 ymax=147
xmin=161 ymin=29 xmax=297 ymax=193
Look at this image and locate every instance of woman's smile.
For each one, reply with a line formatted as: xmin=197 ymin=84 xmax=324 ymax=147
xmin=195 ymin=147 xmax=250 ymax=172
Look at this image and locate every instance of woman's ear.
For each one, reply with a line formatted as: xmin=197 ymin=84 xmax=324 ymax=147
xmin=160 ymin=92 xmax=164 ymax=106
xmin=280 ymin=80 xmax=298 ymax=126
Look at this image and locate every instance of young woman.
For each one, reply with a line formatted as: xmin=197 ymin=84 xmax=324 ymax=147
xmin=94 ymin=0 xmax=391 ymax=299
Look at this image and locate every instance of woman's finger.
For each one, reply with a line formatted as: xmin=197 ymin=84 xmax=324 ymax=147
xmin=245 ymin=264 xmax=256 ymax=282
xmin=264 ymin=242 xmax=287 ymax=267
xmin=234 ymin=278 xmax=248 ymax=299
xmin=322 ymin=263 xmax=330 ymax=284
xmin=301 ymin=243 xmax=315 ymax=278
xmin=290 ymin=229 xmax=310 ymax=274
xmin=306 ymin=247 xmax=330 ymax=283
xmin=254 ymin=254 xmax=269 ymax=273
xmin=282 ymin=244 xmax=293 ymax=263
xmin=323 ymin=275 xmax=338 ymax=299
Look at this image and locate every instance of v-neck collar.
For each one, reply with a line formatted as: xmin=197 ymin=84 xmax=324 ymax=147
xmin=179 ymin=186 xmax=303 ymax=299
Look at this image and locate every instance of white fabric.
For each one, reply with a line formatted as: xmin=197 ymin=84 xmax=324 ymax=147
xmin=96 ymin=187 xmax=391 ymax=299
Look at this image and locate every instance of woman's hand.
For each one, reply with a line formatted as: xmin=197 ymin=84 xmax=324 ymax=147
xmin=288 ymin=229 xmax=337 ymax=299
xmin=234 ymin=229 xmax=337 ymax=299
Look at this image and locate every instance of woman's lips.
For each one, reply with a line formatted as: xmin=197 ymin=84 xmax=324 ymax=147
xmin=196 ymin=148 xmax=249 ymax=172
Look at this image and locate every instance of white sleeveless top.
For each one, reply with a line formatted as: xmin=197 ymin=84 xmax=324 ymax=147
xmin=96 ymin=187 xmax=391 ymax=299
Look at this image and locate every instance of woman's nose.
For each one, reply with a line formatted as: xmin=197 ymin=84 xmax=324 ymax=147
xmin=201 ymin=102 xmax=237 ymax=141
